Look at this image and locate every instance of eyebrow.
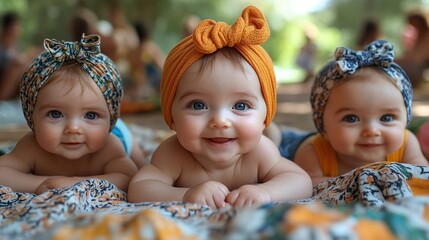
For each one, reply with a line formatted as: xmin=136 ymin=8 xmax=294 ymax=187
xmin=334 ymin=107 xmax=403 ymax=115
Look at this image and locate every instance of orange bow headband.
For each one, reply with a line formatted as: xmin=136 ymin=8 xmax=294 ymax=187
xmin=161 ymin=5 xmax=276 ymax=129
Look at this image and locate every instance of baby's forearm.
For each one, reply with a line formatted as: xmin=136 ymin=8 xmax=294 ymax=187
xmin=261 ymin=172 xmax=313 ymax=201
xmin=0 ymin=167 xmax=48 ymax=193
xmin=127 ymin=180 xmax=188 ymax=203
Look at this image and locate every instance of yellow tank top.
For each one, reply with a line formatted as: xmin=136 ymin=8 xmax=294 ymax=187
xmin=312 ymin=131 xmax=408 ymax=177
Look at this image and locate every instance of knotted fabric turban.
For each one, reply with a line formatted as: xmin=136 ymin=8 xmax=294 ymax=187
xmin=311 ymin=39 xmax=413 ymax=133
xmin=20 ymin=34 xmax=123 ymax=132
xmin=161 ymin=5 xmax=276 ymax=129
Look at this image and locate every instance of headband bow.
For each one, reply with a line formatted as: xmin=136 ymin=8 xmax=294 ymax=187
xmin=310 ymin=40 xmax=413 ymax=133
xmin=161 ymin=5 xmax=276 ymax=129
xmin=335 ymin=40 xmax=394 ymax=76
xmin=193 ymin=7 xmax=269 ymax=54
xmin=20 ymin=34 xmax=123 ymax=132
xmin=44 ymin=34 xmax=101 ymax=62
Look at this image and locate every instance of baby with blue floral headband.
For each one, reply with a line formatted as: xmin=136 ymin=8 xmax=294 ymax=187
xmin=265 ymin=40 xmax=428 ymax=186
xmin=0 ymin=34 xmax=142 ymax=194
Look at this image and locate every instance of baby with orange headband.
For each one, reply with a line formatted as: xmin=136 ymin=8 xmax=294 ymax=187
xmin=128 ymin=6 xmax=312 ymax=208
xmin=0 ymin=35 xmax=140 ymax=194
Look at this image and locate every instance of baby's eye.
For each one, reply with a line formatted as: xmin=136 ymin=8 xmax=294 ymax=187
xmin=85 ymin=112 xmax=98 ymax=120
xmin=343 ymin=115 xmax=359 ymax=123
xmin=380 ymin=114 xmax=393 ymax=122
xmin=49 ymin=110 xmax=63 ymax=119
xmin=191 ymin=101 xmax=206 ymax=110
xmin=233 ymin=102 xmax=248 ymax=111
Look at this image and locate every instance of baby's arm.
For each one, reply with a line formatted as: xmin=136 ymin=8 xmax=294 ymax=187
xmin=0 ymin=134 xmax=49 ymax=193
xmin=227 ymin=136 xmax=313 ymax=207
xmin=83 ymin=136 xmax=138 ymax=191
xmin=403 ymin=129 xmax=429 ymax=166
xmin=94 ymin=156 xmax=138 ymax=191
xmin=293 ymin=138 xmax=332 ymax=186
xmin=128 ymin=136 xmax=190 ymax=203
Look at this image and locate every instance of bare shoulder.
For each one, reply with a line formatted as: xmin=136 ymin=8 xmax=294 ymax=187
xmin=140 ymin=134 xmax=191 ymax=182
xmin=247 ymin=135 xmax=289 ymax=172
xmin=293 ymin=135 xmax=323 ymax=172
xmin=151 ymin=134 xmax=190 ymax=169
xmin=403 ymin=129 xmax=429 ymax=166
xmin=251 ymin=135 xmax=282 ymax=161
xmin=0 ymin=132 xmax=40 ymax=171
xmin=90 ymin=134 xmax=129 ymax=164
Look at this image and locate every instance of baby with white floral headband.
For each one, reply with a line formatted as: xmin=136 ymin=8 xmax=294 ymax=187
xmin=267 ymin=40 xmax=428 ymax=186
xmin=0 ymin=34 xmax=142 ymax=194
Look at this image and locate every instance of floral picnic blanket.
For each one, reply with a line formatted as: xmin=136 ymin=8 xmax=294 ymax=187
xmin=1 ymin=162 xmax=429 ymax=239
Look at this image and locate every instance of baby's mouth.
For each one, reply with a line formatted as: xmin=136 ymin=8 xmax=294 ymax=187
xmin=206 ymin=137 xmax=236 ymax=144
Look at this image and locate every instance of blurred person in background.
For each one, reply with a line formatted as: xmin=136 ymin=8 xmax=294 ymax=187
xmin=70 ymin=7 xmax=117 ymax=61
xmin=183 ymin=15 xmax=201 ymax=37
xmin=128 ymin=21 xmax=165 ymax=100
xmin=356 ymin=19 xmax=382 ymax=50
xmin=108 ymin=2 xmax=139 ymax=86
xmin=397 ymin=9 xmax=429 ymax=87
xmin=0 ymin=12 xmax=31 ymax=100
xmin=295 ymin=23 xmax=318 ymax=83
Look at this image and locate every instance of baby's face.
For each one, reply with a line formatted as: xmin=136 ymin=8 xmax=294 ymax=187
xmin=170 ymin=56 xmax=267 ymax=165
xmin=32 ymin=77 xmax=110 ymax=160
xmin=322 ymin=70 xmax=407 ymax=163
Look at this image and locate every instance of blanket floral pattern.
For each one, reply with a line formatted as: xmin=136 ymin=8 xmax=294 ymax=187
xmin=1 ymin=162 xmax=429 ymax=239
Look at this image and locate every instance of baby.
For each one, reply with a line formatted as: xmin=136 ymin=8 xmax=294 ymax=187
xmin=128 ymin=5 xmax=312 ymax=208
xmin=0 ymin=34 xmax=139 ymax=194
xmin=267 ymin=40 xmax=429 ymax=186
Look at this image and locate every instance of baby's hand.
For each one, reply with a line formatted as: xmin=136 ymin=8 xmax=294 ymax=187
xmin=226 ymin=185 xmax=271 ymax=208
xmin=183 ymin=181 xmax=230 ymax=209
xmin=35 ymin=176 xmax=79 ymax=195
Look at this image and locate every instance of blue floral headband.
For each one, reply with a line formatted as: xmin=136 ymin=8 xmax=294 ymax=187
xmin=20 ymin=34 xmax=123 ymax=132
xmin=310 ymin=40 xmax=413 ymax=133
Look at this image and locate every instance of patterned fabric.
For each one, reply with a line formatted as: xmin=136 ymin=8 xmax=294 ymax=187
xmin=311 ymin=40 xmax=413 ymax=133
xmin=161 ymin=5 xmax=276 ymax=129
xmin=1 ymin=162 xmax=429 ymax=239
xmin=20 ymin=34 xmax=123 ymax=131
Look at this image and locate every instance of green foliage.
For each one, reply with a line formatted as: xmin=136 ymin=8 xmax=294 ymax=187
xmin=2 ymin=0 xmax=428 ymax=83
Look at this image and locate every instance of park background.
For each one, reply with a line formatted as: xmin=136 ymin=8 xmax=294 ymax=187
xmin=1 ymin=0 xmax=428 ymax=83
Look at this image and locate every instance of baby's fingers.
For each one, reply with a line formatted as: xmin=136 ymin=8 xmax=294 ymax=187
xmin=213 ymin=185 xmax=229 ymax=208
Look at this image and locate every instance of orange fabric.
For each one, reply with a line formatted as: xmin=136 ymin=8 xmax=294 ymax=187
xmin=312 ymin=131 xmax=408 ymax=177
xmin=312 ymin=134 xmax=338 ymax=177
xmin=160 ymin=5 xmax=276 ymax=129
xmin=407 ymin=178 xmax=429 ymax=195
xmin=354 ymin=219 xmax=396 ymax=240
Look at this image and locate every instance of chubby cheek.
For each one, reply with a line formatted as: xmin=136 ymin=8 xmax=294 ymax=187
xmin=237 ymin=119 xmax=266 ymax=146
xmin=85 ymin=126 xmax=110 ymax=151
xmin=385 ymin=129 xmax=405 ymax=152
xmin=34 ymin=126 xmax=62 ymax=153
xmin=172 ymin=118 xmax=204 ymax=148
xmin=323 ymin=129 xmax=355 ymax=153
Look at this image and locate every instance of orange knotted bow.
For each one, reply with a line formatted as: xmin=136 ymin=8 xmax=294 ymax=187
xmin=161 ymin=5 xmax=276 ymax=129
